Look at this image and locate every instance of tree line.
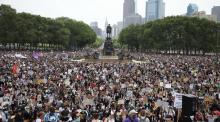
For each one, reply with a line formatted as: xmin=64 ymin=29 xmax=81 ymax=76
xmin=0 ymin=4 xmax=96 ymax=50
xmin=119 ymin=16 xmax=220 ymax=55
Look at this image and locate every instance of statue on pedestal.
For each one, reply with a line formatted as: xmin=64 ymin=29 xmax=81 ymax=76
xmin=103 ymin=24 xmax=114 ymax=56
xmin=106 ymin=24 xmax=112 ymax=39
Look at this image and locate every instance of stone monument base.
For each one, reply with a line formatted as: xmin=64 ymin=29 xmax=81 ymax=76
xmin=103 ymin=37 xmax=114 ymax=56
xmin=99 ymin=55 xmax=118 ymax=60
xmin=84 ymin=55 xmax=128 ymax=63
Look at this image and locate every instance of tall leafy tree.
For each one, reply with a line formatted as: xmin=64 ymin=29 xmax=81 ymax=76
xmin=0 ymin=4 xmax=96 ymax=50
xmin=119 ymin=16 xmax=220 ymax=55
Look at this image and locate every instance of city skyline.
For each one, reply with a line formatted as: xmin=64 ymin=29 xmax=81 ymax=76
xmin=146 ymin=0 xmax=165 ymax=21
xmin=1 ymin=0 xmax=220 ymax=29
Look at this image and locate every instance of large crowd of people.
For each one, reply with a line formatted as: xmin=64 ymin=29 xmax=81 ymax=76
xmin=0 ymin=51 xmax=219 ymax=122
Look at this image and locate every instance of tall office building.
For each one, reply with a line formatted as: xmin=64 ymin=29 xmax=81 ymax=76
xmin=145 ymin=0 xmax=165 ymax=21
xmin=186 ymin=3 xmax=198 ymax=16
xmin=135 ymin=0 xmax=137 ymax=14
xmin=212 ymin=6 xmax=220 ymax=22
xmin=90 ymin=22 xmax=102 ymax=37
xmin=123 ymin=0 xmax=135 ymax=25
xmin=111 ymin=21 xmax=123 ymax=38
xmin=192 ymin=11 xmax=217 ymax=22
xmin=105 ymin=18 xmax=108 ymax=30
xmin=124 ymin=14 xmax=143 ymax=28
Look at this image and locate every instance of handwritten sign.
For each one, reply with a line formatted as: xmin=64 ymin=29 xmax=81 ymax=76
xmin=174 ymin=93 xmax=183 ymax=108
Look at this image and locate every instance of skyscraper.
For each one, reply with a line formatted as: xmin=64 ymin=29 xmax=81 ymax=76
xmin=145 ymin=0 xmax=165 ymax=21
xmin=186 ymin=3 xmax=198 ymax=16
xmin=192 ymin=11 xmax=217 ymax=22
xmin=105 ymin=18 xmax=108 ymax=31
xmin=124 ymin=14 xmax=143 ymax=28
xmin=135 ymin=0 xmax=137 ymax=14
xmin=123 ymin=0 xmax=135 ymax=25
xmin=90 ymin=22 xmax=102 ymax=37
xmin=212 ymin=6 xmax=220 ymax=22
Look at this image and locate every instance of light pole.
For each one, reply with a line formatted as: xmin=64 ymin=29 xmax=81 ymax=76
xmin=215 ymin=28 xmax=219 ymax=69
xmin=216 ymin=27 xmax=220 ymax=93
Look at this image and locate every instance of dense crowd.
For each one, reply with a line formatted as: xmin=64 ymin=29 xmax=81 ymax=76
xmin=0 ymin=51 xmax=219 ymax=122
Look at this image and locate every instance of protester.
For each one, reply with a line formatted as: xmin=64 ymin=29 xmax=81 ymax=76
xmin=0 ymin=51 xmax=219 ymax=122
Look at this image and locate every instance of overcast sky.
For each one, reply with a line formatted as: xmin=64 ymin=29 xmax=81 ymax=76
xmin=0 ymin=0 xmax=220 ymax=29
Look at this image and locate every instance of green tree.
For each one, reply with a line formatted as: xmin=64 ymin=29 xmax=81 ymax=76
xmin=0 ymin=4 xmax=17 ymax=49
xmin=119 ymin=16 xmax=219 ymax=55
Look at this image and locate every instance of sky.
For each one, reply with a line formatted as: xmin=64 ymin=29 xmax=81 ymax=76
xmin=0 ymin=0 xmax=220 ymax=29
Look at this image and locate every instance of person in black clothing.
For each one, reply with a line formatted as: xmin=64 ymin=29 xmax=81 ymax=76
xmin=214 ymin=117 xmax=220 ymax=122
xmin=60 ymin=107 xmax=69 ymax=122
xmin=180 ymin=116 xmax=192 ymax=122
xmin=14 ymin=108 xmax=24 ymax=122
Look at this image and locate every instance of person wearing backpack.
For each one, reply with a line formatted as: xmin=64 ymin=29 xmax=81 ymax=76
xmin=44 ymin=107 xmax=59 ymax=122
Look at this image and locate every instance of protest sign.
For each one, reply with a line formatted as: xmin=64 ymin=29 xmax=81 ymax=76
xmin=165 ymin=84 xmax=172 ymax=89
xmin=174 ymin=93 xmax=183 ymax=108
xmin=83 ymin=98 xmax=95 ymax=106
xmin=162 ymin=102 xmax=169 ymax=111
xmin=160 ymin=82 xmax=163 ymax=87
xmin=190 ymin=84 xmax=194 ymax=89
xmin=68 ymin=69 xmax=72 ymax=75
xmin=64 ymin=78 xmax=70 ymax=86
xmin=118 ymin=99 xmax=125 ymax=105
xmin=15 ymin=54 xmax=27 ymax=58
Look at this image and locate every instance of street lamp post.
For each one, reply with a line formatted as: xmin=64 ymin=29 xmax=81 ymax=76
xmin=216 ymin=28 xmax=220 ymax=93
xmin=216 ymin=28 xmax=219 ymax=69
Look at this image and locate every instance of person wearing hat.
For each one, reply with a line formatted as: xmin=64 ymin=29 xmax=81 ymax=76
xmin=124 ymin=110 xmax=139 ymax=122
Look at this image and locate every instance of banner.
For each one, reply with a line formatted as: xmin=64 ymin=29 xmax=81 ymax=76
xmin=15 ymin=54 xmax=27 ymax=58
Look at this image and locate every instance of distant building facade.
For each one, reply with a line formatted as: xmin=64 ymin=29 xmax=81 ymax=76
xmin=112 ymin=21 xmax=123 ymax=38
xmin=212 ymin=6 xmax=220 ymax=22
xmin=123 ymin=0 xmax=135 ymax=27
xmin=90 ymin=22 xmax=102 ymax=37
xmin=187 ymin=3 xmax=198 ymax=16
xmin=192 ymin=11 xmax=217 ymax=22
xmin=124 ymin=14 xmax=142 ymax=28
xmin=145 ymin=0 xmax=165 ymax=21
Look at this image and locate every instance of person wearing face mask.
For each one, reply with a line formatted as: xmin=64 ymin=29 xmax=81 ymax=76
xmin=138 ymin=109 xmax=150 ymax=122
